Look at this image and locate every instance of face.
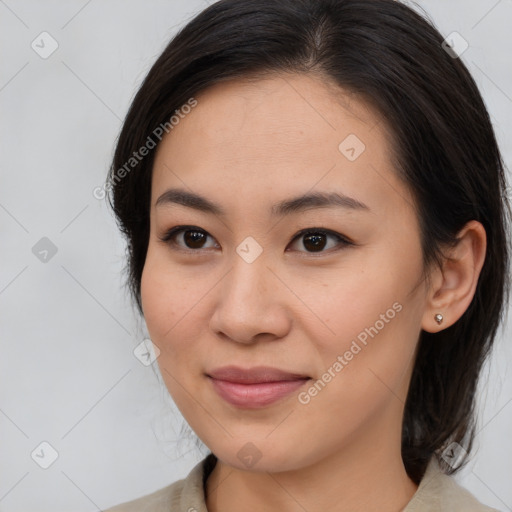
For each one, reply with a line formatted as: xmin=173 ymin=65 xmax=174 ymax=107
xmin=141 ymin=73 xmax=430 ymax=472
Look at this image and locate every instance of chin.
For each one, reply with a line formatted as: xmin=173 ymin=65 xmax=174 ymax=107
xmin=208 ymin=437 xmax=314 ymax=473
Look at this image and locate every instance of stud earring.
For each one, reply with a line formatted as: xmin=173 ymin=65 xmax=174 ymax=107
xmin=434 ymin=313 xmax=443 ymax=325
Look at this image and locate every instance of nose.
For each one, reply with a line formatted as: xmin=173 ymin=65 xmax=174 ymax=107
xmin=209 ymin=253 xmax=292 ymax=345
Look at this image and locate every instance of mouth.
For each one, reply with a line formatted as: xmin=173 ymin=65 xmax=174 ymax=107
xmin=206 ymin=365 xmax=311 ymax=408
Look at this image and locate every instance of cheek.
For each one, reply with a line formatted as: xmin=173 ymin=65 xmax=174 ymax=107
xmin=140 ymin=254 xmax=204 ymax=409
xmin=302 ymin=241 xmax=424 ymax=388
xmin=293 ymin=262 xmax=401 ymax=353
xmin=140 ymin=259 xmax=175 ymax=342
xmin=140 ymin=252 xmax=198 ymax=368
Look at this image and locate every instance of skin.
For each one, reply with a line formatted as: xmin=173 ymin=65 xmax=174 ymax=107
xmin=140 ymin=73 xmax=487 ymax=512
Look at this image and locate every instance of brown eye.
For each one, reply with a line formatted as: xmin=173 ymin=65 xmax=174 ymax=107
xmin=159 ymin=226 xmax=352 ymax=255
xmin=159 ymin=226 xmax=219 ymax=251
xmin=183 ymin=230 xmax=208 ymax=249
xmin=302 ymin=232 xmax=328 ymax=252
xmin=288 ymin=228 xmax=352 ymax=254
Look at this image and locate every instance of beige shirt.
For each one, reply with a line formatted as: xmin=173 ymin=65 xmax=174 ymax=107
xmin=104 ymin=454 xmax=500 ymax=511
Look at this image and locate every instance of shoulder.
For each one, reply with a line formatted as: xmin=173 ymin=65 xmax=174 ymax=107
xmin=102 ymin=479 xmax=183 ymax=512
xmin=404 ymin=456 xmax=501 ymax=512
xmin=103 ymin=454 xmax=216 ymax=512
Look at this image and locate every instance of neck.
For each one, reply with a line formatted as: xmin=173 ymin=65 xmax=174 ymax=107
xmin=205 ymin=423 xmax=418 ymax=512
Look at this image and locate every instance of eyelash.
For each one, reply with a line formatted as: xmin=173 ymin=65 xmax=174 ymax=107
xmin=158 ymin=225 xmax=354 ymax=256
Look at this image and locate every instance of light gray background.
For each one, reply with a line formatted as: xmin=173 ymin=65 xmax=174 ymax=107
xmin=1 ymin=1 xmax=511 ymax=511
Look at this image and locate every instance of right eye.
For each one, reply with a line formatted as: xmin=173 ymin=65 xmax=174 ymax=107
xmin=158 ymin=225 xmax=220 ymax=252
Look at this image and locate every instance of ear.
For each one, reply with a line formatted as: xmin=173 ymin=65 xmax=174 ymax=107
xmin=421 ymin=220 xmax=487 ymax=333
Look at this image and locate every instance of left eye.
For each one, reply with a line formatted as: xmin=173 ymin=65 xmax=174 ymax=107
xmin=159 ymin=226 xmax=352 ymax=254
xmin=287 ymin=229 xmax=352 ymax=253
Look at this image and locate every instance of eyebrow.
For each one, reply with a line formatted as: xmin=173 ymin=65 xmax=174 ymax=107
xmin=155 ymin=188 xmax=370 ymax=216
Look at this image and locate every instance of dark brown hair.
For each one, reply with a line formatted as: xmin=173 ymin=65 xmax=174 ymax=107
xmin=106 ymin=0 xmax=511 ymax=483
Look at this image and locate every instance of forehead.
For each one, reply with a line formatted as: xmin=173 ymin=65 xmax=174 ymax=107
xmin=165 ymin=73 xmax=387 ymax=153
xmin=151 ymin=73 xmax=413 ymax=215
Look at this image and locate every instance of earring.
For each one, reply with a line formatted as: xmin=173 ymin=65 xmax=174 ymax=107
xmin=434 ymin=313 xmax=443 ymax=325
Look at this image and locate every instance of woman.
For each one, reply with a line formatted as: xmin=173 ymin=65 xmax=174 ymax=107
xmin=104 ymin=0 xmax=510 ymax=510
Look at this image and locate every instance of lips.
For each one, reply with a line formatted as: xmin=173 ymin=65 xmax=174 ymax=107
xmin=206 ymin=365 xmax=310 ymax=384
xmin=206 ymin=366 xmax=311 ymax=408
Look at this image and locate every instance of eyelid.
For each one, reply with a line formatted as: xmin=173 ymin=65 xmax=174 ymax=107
xmin=158 ymin=225 xmax=219 ymax=253
xmin=290 ymin=227 xmax=354 ymax=246
xmin=287 ymin=228 xmax=354 ymax=255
